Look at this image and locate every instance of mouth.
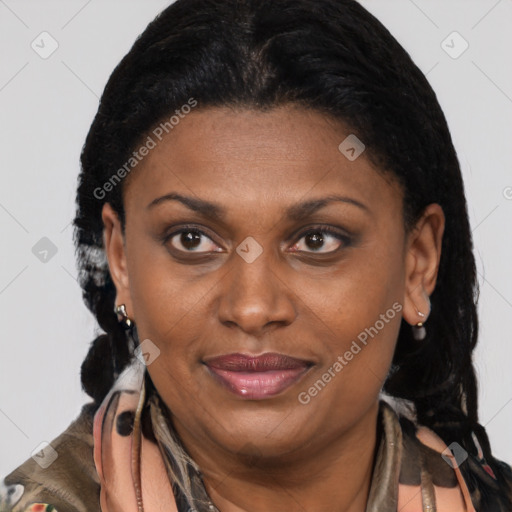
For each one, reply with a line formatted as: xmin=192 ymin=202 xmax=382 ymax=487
xmin=203 ymin=352 xmax=314 ymax=400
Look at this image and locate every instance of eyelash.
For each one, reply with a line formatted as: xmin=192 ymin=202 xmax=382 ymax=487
xmin=161 ymin=224 xmax=352 ymax=255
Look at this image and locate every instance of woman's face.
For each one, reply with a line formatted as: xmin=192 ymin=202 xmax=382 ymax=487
xmin=103 ymin=105 xmax=442 ymax=466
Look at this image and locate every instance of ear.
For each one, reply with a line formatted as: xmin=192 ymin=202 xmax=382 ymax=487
xmin=403 ymin=203 xmax=445 ymax=326
xmin=101 ymin=203 xmax=133 ymax=317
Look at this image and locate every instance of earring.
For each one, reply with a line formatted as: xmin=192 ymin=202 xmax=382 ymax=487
xmin=412 ymin=321 xmax=426 ymax=340
xmin=114 ymin=304 xmax=134 ymax=330
xmin=412 ymin=310 xmax=426 ymax=341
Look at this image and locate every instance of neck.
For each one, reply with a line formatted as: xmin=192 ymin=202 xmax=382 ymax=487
xmin=173 ymin=401 xmax=381 ymax=512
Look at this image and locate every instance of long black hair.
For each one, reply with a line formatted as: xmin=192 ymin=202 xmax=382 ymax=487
xmin=73 ymin=0 xmax=511 ymax=507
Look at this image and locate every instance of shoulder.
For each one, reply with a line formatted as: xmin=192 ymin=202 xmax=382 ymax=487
xmin=1 ymin=402 xmax=101 ymax=512
xmin=381 ymin=398 xmax=512 ymax=512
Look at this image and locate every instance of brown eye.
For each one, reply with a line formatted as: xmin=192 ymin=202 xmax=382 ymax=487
xmin=290 ymin=227 xmax=351 ymax=254
xmin=303 ymin=232 xmax=325 ymax=251
xmin=178 ymin=230 xmax=202 ymax=250
xmin=166 ymin=228 xmax=221 ymax=253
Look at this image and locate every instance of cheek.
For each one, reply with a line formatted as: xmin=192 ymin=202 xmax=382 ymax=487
xmin=130 ymin=270 xmax=210 ymax=353
xmin=128 ymin=265 xmax=211 ymax=409
xmin=303 ymin=239 xmax=404 ymax=392
xmin=307 ymin=275 xmax=402 ymax=378
xmin=124 ymin=245 xmax=209 ymax=376
xmin=295 ymin=286 xmax=402 ymax=426
xmin=125 ymin=224 xmax=211 ymax=335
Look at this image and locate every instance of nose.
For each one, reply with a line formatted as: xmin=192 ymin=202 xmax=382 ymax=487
xmin=217 ymin=247 xmax=297 ymax=336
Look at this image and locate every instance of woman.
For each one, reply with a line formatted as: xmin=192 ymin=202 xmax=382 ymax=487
xmin=2 ymin=0 xmax=511 ymax=510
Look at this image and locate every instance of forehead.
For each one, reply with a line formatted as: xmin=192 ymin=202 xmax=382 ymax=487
xmin=123 ymin=105 xmax=402 ymax=218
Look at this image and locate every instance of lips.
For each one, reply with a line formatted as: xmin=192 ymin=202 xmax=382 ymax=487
xmin=204 ymin=352 xmax=311 ymax=371
xmin=203 ymin=352 xmax=313 ymax=399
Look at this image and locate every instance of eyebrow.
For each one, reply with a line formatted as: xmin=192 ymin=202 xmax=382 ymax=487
xmin=146 ymin=192 xmax=369 ymax=221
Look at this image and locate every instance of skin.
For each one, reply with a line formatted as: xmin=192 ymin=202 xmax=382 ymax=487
xmin=102 ymin=105 xmax=445 ymax=512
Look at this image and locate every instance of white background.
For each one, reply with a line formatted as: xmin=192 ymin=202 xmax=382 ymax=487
xmin=1 ymin=0 xmax=511 ymax=476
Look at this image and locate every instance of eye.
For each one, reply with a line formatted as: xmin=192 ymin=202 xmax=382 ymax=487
xmin=165 ymin=227 xmax=222 ymax=253
xmin=290 ymin=227 xmax=350 ymax=254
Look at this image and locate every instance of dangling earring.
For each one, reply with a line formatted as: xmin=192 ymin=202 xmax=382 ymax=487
xmin=114 ymin=304 xmax=139 ymax=356
xmin=114 ymin=303 xmax=134 ymax=330
xmin=412 ymin=310 xmax=426 ymax=341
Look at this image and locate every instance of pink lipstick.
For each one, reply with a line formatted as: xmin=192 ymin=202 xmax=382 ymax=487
xmin=203 ymin=352 xmax=313 ymax=400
